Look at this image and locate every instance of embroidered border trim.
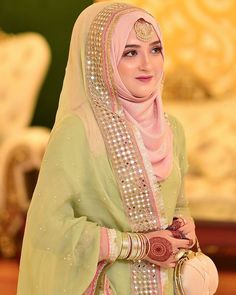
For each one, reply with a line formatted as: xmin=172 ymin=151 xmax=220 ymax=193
xmin=85 ymin=3 xmax=167 ymax=294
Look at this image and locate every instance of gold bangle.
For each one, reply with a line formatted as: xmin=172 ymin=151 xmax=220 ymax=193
xmin=118 ymin=232 xmax=131 ymax=259
xmin=118 ymin=232 xmax=150 ymax=261
xmin=138 ymin=234 xmax=147 ymax=260
xmin=127 ymin=233 xmax=148 ymax=261
xmin=136 ymin=234 xmax=145 ymax=260
xmin=142 ymin=234 xmax=150 ymax=259
xmin=128 ymin=234 xmax=141 ymax=260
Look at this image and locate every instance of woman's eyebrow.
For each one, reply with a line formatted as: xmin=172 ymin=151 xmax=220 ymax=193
xmin=150 ymin=40 xmax=161 ymax=46
xmin=124 ymin=40 xmax=161 ymax=49
xmin=125 ymin=44 xmax=140 ymax=48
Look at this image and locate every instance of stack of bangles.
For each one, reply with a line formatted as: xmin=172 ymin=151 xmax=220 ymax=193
xmin=118 ymin=232 xmax=150 ymax=261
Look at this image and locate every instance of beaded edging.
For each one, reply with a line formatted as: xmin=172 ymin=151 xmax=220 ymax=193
xmin=85 ymin=3 xmax=165 ymax=294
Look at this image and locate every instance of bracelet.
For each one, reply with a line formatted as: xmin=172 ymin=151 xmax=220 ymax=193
xmin=127 ymin=234 xmax=139 ymax=260
xmin=118 ymin=232 xmax=149 ymax=261
xmin=118 ymin=232 xmax=131 ymax=259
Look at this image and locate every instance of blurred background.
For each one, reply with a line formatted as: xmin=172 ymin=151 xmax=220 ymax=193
xmin=0 ymin=0 xmax=235 ymax=294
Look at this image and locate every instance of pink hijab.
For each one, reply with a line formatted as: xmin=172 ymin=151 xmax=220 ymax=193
xmin=111 ymin=11 xmax=173 ymax=181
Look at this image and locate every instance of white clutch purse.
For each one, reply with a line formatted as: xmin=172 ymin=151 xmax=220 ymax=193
xmin=174 ymin=246 xmax=219 ymax=295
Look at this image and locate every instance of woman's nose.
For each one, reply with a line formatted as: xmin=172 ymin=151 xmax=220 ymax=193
xmin=139 ymin=53 xmax=152 ymax=71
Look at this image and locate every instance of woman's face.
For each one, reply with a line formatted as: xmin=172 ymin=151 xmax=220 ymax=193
xmin=117 ymin=26 xmax=163 ymax=99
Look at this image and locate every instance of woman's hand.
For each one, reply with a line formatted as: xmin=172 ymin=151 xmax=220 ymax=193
xmin=178 ymin=216 xmax=196 ymax=247
xmin=143 ymin=230 xmax=190 ymax=268
xmin=170 ymin=216 xmax=196 ymax=248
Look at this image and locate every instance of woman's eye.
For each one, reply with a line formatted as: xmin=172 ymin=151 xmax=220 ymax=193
xmin=152 ymin=47 xmax=163 ymax=54
xmin=123 ymin=50 xmax=137 ymax=57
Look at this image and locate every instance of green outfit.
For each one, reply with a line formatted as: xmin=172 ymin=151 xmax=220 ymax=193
xmin=17 ymin=113 xmax=189 ymax=294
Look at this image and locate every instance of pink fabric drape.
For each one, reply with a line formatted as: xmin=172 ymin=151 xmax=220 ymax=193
xmin=111 ymin=12 xmax=173 ymax=181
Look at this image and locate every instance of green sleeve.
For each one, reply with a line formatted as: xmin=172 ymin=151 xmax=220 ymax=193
xmin=169 ymin=115 xmax=191 ymax=217
xmin=17 ymin=114 xmax=122 ymax=295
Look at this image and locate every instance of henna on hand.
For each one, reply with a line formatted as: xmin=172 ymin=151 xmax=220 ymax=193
xmin=167 ymin=218 xmax=184 ymax=231
xmin=167 ymin=218 xmax=187 ymax=239
xmin=147 ymin=237 xmax=172 ymax=262
xmin=169 ymin=229 xmax=185 ymax=239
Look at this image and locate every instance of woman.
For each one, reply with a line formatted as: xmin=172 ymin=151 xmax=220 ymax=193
xmin=17 ymin=1 xmax=196 ymax=294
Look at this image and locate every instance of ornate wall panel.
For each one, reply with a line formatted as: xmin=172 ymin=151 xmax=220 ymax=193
xmin=96 ymin=0 xmax=236 ymax=96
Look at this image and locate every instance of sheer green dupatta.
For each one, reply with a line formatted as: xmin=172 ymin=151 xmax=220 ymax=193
xmin=172 ymin=117 xmax=191 ymax=218
xmin=17 ymin=3 xmax=129 ymax=294
xmin=17 ymin=115 xmax=106 ymax=295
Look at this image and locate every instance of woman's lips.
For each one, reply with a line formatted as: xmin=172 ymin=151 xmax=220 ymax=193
xmin=136 ymin=76 xmax=153 ymax=82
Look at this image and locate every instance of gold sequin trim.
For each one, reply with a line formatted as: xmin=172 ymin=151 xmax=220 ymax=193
xmin=86 ymin=3 xmax=165 ymax=294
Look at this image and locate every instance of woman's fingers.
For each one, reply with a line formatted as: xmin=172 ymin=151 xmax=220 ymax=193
xmin=187 ymin=238 xmax=194 ymax=248
xmin=170 ymin=236 xmax=190 ymax=249
xmin=179 ymin=223 xmax=194 ymax=234
xmin=168 ymin=227 xmax=196 ymax=250
xmin=178 ymin=225 xmax=196 ymax=243
xmin=146 ymin=252 xmax=178 ymax=268
xmin=168 ymin=262 xmax=176 ymax=268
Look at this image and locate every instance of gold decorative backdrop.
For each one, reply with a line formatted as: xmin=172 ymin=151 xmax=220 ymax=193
xmin=97 ymin=0 xmax=236 ymax=96
xmin=96 ymin=0 xmax=236 ymax=221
